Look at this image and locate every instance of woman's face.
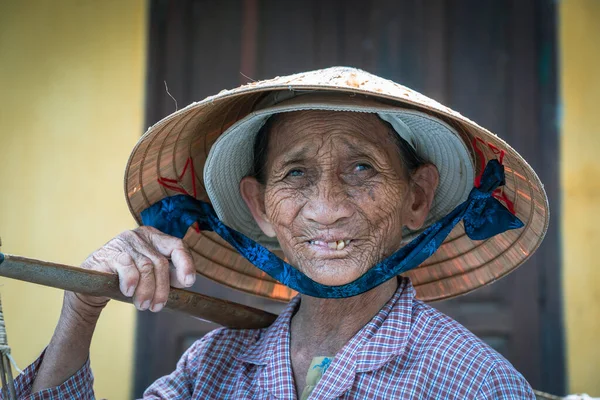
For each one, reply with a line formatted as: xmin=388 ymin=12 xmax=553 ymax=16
xmin=241 ymin=110 xmax=437 ymax=286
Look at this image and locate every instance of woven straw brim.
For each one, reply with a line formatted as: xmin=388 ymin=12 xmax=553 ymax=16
xmin=125 ymin=67 xmax=548 ymax=302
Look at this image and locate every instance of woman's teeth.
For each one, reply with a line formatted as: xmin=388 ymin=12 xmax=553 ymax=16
xmin=309 ymin=240 xmax=351 ymax=250
xmin=330 ymin=240 xmax=344 ymax=250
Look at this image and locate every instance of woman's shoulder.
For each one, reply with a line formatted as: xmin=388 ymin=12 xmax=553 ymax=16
xmin=186 ymin=326 xmax=264 ymax=363
xmin=394 ymin=300 xmax=532 ymax=395
xmin=408 ymin=300 xmax=515 ymax=369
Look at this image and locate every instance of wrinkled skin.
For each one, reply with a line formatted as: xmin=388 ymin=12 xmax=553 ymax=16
xmin=76 ymin=226 xmax=196 ymax=311
xmin=240 ymin=110 xmax=439 ymax=394
xmin=31 ymin=226 xmax=197 ymax=393
xmin=32 ymin=109 xmax=439 ymax=395
xmin=240 ymin=110 xmax=439 ymax=286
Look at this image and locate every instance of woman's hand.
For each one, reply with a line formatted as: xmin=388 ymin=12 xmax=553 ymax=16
xmin=69 ymin=226 xmax=196 ymax=317
xmin=33 ymin=226 xmax=196 ymax=393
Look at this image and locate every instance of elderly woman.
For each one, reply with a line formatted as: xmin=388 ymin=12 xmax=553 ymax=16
xmin=16 ymin=68 xmax=545 ymax=399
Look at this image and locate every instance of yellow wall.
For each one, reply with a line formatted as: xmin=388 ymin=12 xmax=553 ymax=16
xmin=0 ymin=1 xmax=598 ymax=398
xmin=560 ymin=0 xmax=600 ymax=395
xmin=0 ymin=1 xmax=147 ymax=398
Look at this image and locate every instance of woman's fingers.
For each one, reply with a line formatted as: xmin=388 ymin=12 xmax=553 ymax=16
xmin=79 ymin=226 xmax=196 ymax=313
xmin=115 ymin=227 xmax=195 ymax=311
xmin=138 ymin=226 xmax=196 ymax=288
xmin=171 ymin=247 xmax=196 ymax=287
xmin=127 ymin=250 xmax=156 ymax=310
xmin=143 ymin=252 xmax=169 ymax=312
xmin=126 ymin=230 xmax=171 ymax=311
xmin=150 ymin=261 xmax=169 ymax=312
xmin=113 ymin=252 xmax=140 ymax=298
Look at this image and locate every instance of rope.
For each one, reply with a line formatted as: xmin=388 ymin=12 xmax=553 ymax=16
xmin=0 ymin=299 xmax=21 ymax=374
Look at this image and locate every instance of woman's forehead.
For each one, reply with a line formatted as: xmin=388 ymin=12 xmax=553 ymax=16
xmin=267 ymin=110 xmax=395 ymax=150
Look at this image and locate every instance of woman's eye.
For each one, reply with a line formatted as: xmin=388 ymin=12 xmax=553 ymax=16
xmin=285 ymin=169 xmax=305 ymax=178
xmin=354 ymin=163 xmax=372 ymax=172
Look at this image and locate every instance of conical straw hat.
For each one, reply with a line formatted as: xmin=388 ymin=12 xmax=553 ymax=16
xmin=124 ymin=66 xmax=548 ymax=302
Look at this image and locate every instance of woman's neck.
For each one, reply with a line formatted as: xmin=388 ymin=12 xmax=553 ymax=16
xmin=289 ymin=277 xmax=399 ymax=357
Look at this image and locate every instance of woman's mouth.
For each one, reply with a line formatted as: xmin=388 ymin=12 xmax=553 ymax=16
xmin=308 ymin=239 xmax=352 ymax=251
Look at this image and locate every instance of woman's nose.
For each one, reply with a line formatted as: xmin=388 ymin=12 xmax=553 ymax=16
xmin=301 ymin=177 xmax=353 ymax=225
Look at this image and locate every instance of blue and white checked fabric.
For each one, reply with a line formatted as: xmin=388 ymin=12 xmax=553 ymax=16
xmin=12 ymin=278 xmax=535 ymax=399
xmin=13 ymin=354 xmax=94 ymax=399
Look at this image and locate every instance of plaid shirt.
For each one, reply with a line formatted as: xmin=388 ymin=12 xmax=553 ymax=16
xmin=13 ymin=278 xmax=535 ymax=399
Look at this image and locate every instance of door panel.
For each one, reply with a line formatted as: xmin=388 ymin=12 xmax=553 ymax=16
xmin=135 ymin=0 xmax=563 ymax=396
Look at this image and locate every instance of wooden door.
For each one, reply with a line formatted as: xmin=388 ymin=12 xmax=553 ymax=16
xmin=135 ymin=0 xmax=563 ymax=396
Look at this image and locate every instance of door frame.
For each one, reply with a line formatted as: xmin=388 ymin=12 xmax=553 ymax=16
xmin=134 ymin=0 xmax=564 ymax=396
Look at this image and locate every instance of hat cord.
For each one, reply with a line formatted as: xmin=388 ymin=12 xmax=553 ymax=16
xmin=143 ymin=159 xmax=523 ymax=299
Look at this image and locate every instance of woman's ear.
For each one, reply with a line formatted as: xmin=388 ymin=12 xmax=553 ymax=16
xmin=239 ymin=176 xmax=277 ymax=237
xmin=404 ymin=163 xmax=440 ymax=231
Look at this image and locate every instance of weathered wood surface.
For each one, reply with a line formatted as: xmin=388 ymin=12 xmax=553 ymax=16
xmin=0 ymin=253 xmax=276 ymax=329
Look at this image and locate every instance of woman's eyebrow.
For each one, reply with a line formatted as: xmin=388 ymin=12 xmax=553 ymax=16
xmin=279 ymin=146 xmax=311 ymax=168
xmin=343 ymin=141 xmax=381 ymax=158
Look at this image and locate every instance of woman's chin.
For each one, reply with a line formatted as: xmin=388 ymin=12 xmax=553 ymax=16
xmin=300 ymin=262 xmax=366 ymax=287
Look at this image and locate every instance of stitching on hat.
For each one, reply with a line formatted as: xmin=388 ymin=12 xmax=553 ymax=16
xmin=472 ymin=137 xmax=516 ymax=214
xmin=157 ymin=157 xmax=201 ymax=233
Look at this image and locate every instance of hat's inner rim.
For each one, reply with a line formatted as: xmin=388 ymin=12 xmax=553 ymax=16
xmin=204 ymin=96 xmax=474 ymax=250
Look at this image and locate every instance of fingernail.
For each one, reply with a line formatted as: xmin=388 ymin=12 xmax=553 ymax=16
xmin=125 ymin=286 xmax=135 ymax=297
xmin=151 ymin=302 xmax=165 ymax=312
xmin=140 ymin=300 xmax=150 ymax=310
xmin=184 ymin=274 xmax=195 ymax=287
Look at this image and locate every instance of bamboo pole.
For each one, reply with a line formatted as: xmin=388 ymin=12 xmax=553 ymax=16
xmin=0 ymin=253 xmax=277 ymax=330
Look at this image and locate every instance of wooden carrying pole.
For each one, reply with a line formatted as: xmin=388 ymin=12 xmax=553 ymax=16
xmin=0 ymin=253 xmax=277 ymax=330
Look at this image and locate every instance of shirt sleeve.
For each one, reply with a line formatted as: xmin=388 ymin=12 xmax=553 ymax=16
xmin=476 ymin=362 xmax=536 ymax=399
xmin=142 ymin=333 xmax=210 ymax=399
xmin=9 ymin=350 xmax=95 ymax=400
xmin=142 ymin=327 xmax=237 ymax=399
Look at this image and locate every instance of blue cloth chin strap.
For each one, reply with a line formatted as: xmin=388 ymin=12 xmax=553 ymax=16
xmin=141 ymin=160 xmax=524 ymax=299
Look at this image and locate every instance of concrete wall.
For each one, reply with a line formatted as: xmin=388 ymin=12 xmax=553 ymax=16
xmin=0 ymin=1 xmax=147 ymax=398
xmin=560 ymin=0 xmax=600 ymax=395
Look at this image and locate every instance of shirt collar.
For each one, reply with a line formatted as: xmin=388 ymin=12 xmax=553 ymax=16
xmin=236 ymin=293 xmax=300 ymax=398
xmin=354 ymin=277 xmax=413 ymax=372
xmin=236 ymin=278 xmax=415 ymax=397
xmin=236 ymin=294 xmax=300 ymax=365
